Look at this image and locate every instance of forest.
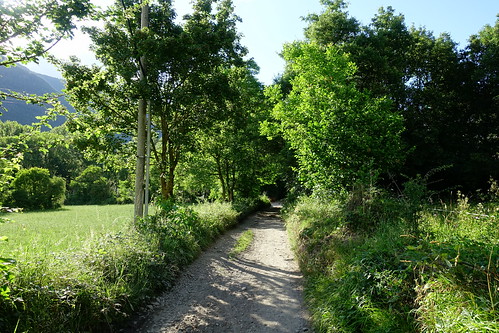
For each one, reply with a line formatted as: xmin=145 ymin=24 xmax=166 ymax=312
xmin=0 ymin=0 xmax=498 ymax=332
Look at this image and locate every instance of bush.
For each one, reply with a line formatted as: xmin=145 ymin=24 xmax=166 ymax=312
xmin=136 ymin=199 xmax=243 ymax=262
xmin=10 ymin=167 xmax=66 ymax=210
xmin=68 ymin=166 xmax=115 ymax=205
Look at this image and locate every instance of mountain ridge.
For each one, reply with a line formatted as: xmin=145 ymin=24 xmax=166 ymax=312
xmin=0 ymin=63 xmax=72 ymax=127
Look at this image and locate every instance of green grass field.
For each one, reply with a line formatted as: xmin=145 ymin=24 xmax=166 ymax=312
xmin=0 ymin=204 xmax=134 ymax=258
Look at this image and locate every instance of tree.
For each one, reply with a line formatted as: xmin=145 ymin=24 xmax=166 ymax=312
xmin=304 ymin=0 xmax=360 ymax=46
xmin=194 ymin=66 xmax=285 ymax=201
xmin=10 ymin=167 xmax=66 ymax=210
xmin=62 ymin=0 xmax=248 ymax=201
xmin=68 ymin=165 xmax=115 ymax=205
xmin=458 ymin=19 xmax=499 ymax=189
xmin=403 ymin=31 xmax=465 ymax=187
xmin=303 ymin=2 xmax=499 ymax=191
xmin=266 ymin=42 xmax=404 ymax=191
xmin=0 ymin=124 xmax=87 ymax=183
xmin=402 ymin=21 xmax=499 ymax=190
xmin=23 ymin=131 xmax=85 ymax=181
xmin=0 ymin=121 xmax=30 ymax=137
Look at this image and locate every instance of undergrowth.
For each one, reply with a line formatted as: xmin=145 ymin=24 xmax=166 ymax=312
xmin=0 ymin=197 xmax=267 ymax=332
xmin=284 ymin=185 xmax=498 ymax=333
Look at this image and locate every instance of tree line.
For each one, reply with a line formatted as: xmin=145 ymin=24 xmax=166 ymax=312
xmin=272 ymin=0 xmax=498 ymax=194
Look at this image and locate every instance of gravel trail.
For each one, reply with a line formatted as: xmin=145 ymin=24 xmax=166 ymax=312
xmin=131 ymin=202 xmax=311 ymax=332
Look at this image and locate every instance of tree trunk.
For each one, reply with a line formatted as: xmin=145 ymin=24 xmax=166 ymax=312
xmin=215 ymin=155 xmax=227 ymax=201
xmin=160 ymin=166 xmax=175 ymax=200
xmin=134 ymin=98 xmax=147 ymax=220
xmin=158 ymin=132 xmax=178 ymax=200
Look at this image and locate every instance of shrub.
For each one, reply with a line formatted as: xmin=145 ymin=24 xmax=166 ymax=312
xmin=0 ymin=153 xmax=22 ymax=206
xmin=136 ymin=200 xmax=203 ymax=265
xmin=10 ymin=167 xmax=66 ymax=210
xmin=68 ymin=166 xmax=115 ymax=205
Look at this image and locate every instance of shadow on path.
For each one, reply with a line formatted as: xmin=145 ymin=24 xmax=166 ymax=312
xmin=126 ymin=203 xmax=311 ymax=333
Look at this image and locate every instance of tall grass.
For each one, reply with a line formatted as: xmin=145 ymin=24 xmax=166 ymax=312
xmin=0 ymin=198 xmax=267 ymax=332
xmin=284 ymin=190 xmax=498 ymax=333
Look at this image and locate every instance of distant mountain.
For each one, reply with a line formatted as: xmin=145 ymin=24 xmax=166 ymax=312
xmin=0 ymin=64 xmax=73 ymax=127
xmin=35 ymin=72 xmax=66 ymax=92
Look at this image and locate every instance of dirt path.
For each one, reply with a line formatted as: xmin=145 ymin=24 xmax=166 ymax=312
xmin=129 ymin=203 xmax=311 ymax=332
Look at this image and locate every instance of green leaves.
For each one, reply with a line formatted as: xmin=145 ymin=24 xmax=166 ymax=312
xmin=10 ymin=167 xmax=66 ymax=210
xmin=269 ymin=42 xmax=404 ymax=191
xmin=0 ymin=0 xmax=93 ymax=66
xmin=305 ymin=1 xmax=499 ymax=191
xmin=62 ymin=0 xmax=251 ymax=200
xmin=68 ymin=165 xmax=115 ymax=205
xmin=0 ymin=255 xmax=16 ymax=300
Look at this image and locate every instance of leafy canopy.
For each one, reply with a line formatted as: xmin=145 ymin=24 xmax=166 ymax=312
xmin=62 ymin=0 xmax=251 ymax=200
xmin=266 ymin=42 xmax=404 ymax=191
xmin=303 ymin=1 xmax=499 ymax=191
xmin=0 ymin=0 xmax=94 ymax=66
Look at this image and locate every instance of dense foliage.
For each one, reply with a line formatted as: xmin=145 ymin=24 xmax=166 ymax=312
xmin=301 ymin=0 xmax=499 ymax=192
xmin=188 ymin=66 xmax=285 ymax=201
xmin=0 ymin=121 xmax=130 ymax=207
xmin=266 ymin=42 xmax=404 ymax=191
xmin=61 ymin=0 xmax=257 ymax=200
xmin=68 ymin=165 xmax=115 ymax=205
xmin=10 ymin=167 xmax=65 ymax=210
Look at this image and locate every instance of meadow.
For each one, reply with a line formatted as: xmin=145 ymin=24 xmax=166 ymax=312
xmin=0 ymin=204 xmax=134 ymax=258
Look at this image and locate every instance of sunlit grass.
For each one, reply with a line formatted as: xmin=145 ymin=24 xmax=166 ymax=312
xmin=0 ymin=204 xmax=133 ymax=258
xmin=285 ymin=194 xmax=498 ymax=333
xmin=229 ymin=229 xmax=254 ymax=258
xmin=0 ymin=200 xmax=268 ymax=332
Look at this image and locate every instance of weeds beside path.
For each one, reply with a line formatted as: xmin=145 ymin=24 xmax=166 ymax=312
xmin=128 ymin=202 xmax=311 ymax=332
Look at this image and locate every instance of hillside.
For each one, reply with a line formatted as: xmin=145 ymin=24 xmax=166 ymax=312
xmin=0 ymin=64 xmax=73 ymax=127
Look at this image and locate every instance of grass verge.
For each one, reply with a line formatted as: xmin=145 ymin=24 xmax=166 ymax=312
xmin=0 ymin=197 xmax=268 ymax=332
xmin=229 ymin=230 xmax=254 ymax=258
xmin=284 ymin=191 xmax=498 ymax=333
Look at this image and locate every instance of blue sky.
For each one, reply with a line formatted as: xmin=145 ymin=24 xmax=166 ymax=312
xmin=27 ymin=0 xmax=498 ymax=85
